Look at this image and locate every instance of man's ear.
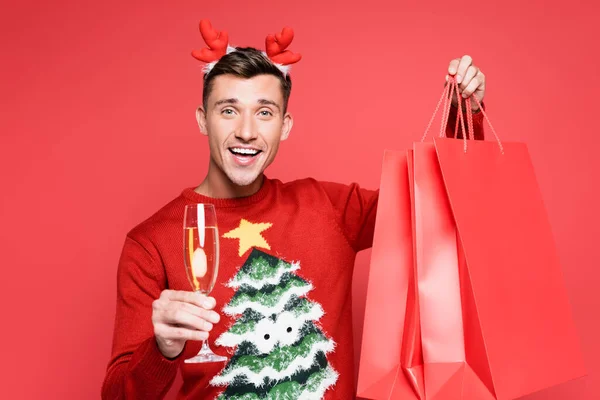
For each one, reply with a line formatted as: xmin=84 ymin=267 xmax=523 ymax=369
xmin=280 ymin=112 xmax=293 ymax=141
xmin=196 ymin=106 xmax=208 ymax=136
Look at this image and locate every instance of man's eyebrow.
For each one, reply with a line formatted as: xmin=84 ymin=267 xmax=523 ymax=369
xmin=214 ymin=98 xmax=238 ymax=107
xmin=258 ymin=99 xmax=281 ymax=111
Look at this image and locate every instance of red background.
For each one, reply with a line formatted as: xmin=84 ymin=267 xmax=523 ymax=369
xmin=1 ymin=0 xmax=598 ymax=398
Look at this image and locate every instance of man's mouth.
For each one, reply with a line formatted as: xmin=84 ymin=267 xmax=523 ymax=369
xmin=228 ymin=147 xmax=262 ymax=166
xmin=229 ymin=147 xmax=261 ymax=156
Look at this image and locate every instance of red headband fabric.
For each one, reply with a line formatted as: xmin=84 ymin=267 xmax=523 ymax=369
xmin=191 ymin=19 xmax=302 ymax=67
xmin=191 ymin=20 xmax=229 ymax=63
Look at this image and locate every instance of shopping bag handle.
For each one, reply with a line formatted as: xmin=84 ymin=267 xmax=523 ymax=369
xmin=421 ymin=76 xmax=505 ymax=154
xmin=420 ymin=76 xmax=468 ymax=145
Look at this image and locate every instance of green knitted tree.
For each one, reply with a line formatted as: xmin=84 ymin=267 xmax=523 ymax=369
xmin=210 ymin=249 xmax=338 ymax=399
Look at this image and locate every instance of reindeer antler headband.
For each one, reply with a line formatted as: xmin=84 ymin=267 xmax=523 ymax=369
xmin=191 ymin=19 xmax=302 ymax=76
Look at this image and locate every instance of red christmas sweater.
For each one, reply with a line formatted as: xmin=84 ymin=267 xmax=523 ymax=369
xmin=102 ymin=110 xmax=483 ymax=400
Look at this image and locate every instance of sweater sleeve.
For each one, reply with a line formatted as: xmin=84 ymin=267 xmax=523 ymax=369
xmin=445 ymin=103 xmax=485 ymax=140
xmin=101 ymin=236 xmax=180 ymax=400
xmin=320 ymin=182 xmax=379 ymax=253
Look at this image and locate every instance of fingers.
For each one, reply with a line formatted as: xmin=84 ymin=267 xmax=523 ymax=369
xmin=167 ymin=306 xmax=215 ymax=330
xmin=153 ymin=299 xmax=220 ymax=328
xmin=448 ymin=55 xmax=474 ymax=84
xmin=155 ymin=325 xmax=209 ymax=343
xmin=153 ymin=290 xmax=221 ymax=338
xmin=152 ymin=290 xmax=221 ymax=359
xmin=455 ymin=55 xmax=473 ymax=84
xmin=166 ymin=302 xmax=220 ymax=328
xmin=446 ymin=55 xmax=485 ymax=106
xmin=448 ymin=58 xmax=460 ymax=76
xmin=179 ymin=301 xmax=221 ymax=324
xmin=462 ymin=71 xmax=485 ymax=98
xmin=160 ymin=290 xmax=216 ymax=310
xmin=460 ymin=65 xmax=479 ymax=91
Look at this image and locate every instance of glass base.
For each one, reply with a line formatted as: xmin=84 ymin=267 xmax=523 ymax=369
xmin=184 ymin=340 xmax=228 ymax=364
xmin=184 ymin=352 xmax=228 ymax=363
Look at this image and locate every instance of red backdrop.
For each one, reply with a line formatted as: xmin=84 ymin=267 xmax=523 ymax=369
xmin=1 ymin=0 xmax=598 ymax=398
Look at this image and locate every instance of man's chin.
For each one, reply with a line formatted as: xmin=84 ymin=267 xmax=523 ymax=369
xmin=226 ymin=171 xmax=263 ymax=188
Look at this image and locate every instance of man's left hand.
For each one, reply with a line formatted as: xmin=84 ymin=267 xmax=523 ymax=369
xmin=447 ymin=55 xmax=485 ymax=111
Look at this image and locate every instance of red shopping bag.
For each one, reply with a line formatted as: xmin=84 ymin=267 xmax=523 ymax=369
xmin=357 ymin=78 xmax=585 ymax=399
xmin=413 ymin=140 xmax=497 ymax=399
xmin=356 ymin=149 xmax=421 ymax=400
xmin=429 ymin=139 xmax=586 ymax=399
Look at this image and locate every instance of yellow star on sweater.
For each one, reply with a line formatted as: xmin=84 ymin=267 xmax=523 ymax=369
xmin=223 ymin=219 xmax=273 ymax=257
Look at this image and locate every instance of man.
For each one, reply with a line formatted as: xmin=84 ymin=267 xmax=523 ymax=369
xmin=102 ymin=22 xmax=485 ymax=399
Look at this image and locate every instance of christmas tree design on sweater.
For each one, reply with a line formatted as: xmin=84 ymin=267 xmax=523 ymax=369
xmin=210 ymin=248 xmax=338 ymax=399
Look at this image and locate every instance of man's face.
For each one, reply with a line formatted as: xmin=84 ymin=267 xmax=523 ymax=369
xmin=197 ymin=74 xmax=293 ymax=187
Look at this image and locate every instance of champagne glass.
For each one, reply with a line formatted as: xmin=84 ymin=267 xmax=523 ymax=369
xmin=183 ymin=204 xmax=227 ymax=363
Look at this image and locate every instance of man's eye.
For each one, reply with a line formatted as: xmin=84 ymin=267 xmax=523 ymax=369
xmin=259 ymin=110 xmax=273 ymax=116
xmin=222 ymin=109 xmax=234 ymax=115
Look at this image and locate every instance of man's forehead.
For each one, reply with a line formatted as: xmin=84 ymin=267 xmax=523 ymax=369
xmin=209 ymin=74 xmax=283 ymax=104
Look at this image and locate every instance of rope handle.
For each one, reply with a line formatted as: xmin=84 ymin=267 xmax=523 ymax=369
xmin=421 ymin=76 xmax=504 ymax=154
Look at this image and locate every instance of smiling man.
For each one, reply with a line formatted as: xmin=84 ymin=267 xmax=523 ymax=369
xmin=102 ymin=23 xmax=485 ymax=400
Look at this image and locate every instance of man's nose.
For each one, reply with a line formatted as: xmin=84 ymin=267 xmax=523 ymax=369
xmin=235 ymin=113 xmax=258 ymax=142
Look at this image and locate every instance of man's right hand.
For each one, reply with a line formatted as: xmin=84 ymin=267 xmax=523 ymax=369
xmin=152 ymin=290 xmax=221 ymax=359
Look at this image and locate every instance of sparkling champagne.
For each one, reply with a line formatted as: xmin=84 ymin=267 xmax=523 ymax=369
xmin=184 ymin=226 xmax=219 ymax=294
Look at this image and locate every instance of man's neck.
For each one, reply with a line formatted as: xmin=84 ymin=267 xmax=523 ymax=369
xmin=195 ymin=165 xmax=264 ymax=199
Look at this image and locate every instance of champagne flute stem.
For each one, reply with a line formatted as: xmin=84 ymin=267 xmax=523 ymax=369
xmin=201 ymin=340 xmax=210 ymax=353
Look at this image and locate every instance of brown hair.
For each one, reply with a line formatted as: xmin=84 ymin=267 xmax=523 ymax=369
xmin=202 ymin=47 xmax=293 ymax=114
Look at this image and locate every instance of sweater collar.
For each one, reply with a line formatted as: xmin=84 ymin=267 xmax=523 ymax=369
xmin=181 ymin=176 xmax=272 ymax=208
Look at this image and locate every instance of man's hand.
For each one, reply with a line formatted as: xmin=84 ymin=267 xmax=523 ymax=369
xmin=447 ymin=55 xmax=486 ymax=111
xmin=152 ymin=290 xmax=221 ymax=359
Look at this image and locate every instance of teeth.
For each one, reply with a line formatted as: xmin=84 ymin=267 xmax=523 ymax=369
xmin=231 ymin=148 xmax=259 ymax=155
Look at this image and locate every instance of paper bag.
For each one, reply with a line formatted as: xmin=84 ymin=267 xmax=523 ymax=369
xmin=357 ymin=77 xmax=585 ymax=399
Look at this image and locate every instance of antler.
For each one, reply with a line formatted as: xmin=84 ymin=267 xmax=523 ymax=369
xmin=191 ymin=19 xmax=229 ymax=63
xmin=265 ymin=27 xmax=302 ymax=65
